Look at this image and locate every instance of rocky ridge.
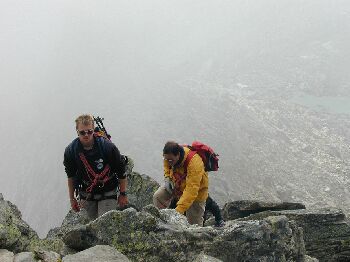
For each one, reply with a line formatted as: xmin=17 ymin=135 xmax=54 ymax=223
xmin=1 ymin=170 xmax=350 ymax=261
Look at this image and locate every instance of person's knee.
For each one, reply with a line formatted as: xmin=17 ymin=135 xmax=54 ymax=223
xmin=153 ymin=187 xmax=171 ymax=209
xmin=152 ymin=191 xmax=161 ymax=208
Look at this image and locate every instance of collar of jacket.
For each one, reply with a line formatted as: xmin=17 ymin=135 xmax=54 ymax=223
xmin=77 ymin=136 xmax=97 ymax=152
xmin=172 ymin=146 xmax=186 ymax=169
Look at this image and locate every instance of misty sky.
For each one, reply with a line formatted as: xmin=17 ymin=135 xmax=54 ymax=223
xmin=1 ymin=1 xmax=350 ymax=237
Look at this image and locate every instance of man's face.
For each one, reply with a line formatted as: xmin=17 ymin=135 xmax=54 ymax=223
xmin=163 ymin=153 xmax=180 ymax=167
xmin=77 ymin=123 xmax=94 ymax=147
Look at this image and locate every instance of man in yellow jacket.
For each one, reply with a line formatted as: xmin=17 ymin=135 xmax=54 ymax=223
xmin=153 ymin=141 xmax=208 ymax=226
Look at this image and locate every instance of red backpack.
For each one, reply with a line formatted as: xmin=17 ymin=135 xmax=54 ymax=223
xmin=172 ymin=141 xmax=219 ymax=197
xmin=184 ymin=141 xmax=219 ymax=172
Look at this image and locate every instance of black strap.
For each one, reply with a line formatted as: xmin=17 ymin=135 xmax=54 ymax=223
xmin=79 ymin=192 xmax=118 ymax=201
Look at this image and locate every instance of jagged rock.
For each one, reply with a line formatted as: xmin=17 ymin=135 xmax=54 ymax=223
xmin=28 ymin=237 xmax=73 ymax=258
xmin=46 ymin=209 xmax=91 ymax=239
xmin=14 ymin=252 xmax=36 ymax=262
xmin=0 ymin=196 xmax=39 ymax=253
xmin=30 ymin=164 xmax=158 ymax=256
xmin=62 ymin=208 xmax=157 ymax=251
xmin=0 ymin=194 xmax=3 ymax=201
xmin=222 ymin=200 xmax=305 ymax=220
xmin=29 ymin=210 xmax=79 ymax=255
xmin=205 ymin=216 xmax=306 ymax=262
xmin=62 ymin=206 xmax=307 ymax=262
xmin=0 ymin=249 xmax=14 ymax=262
xmin=158 ymin=209 xmax=189 ymax=229
xmin=239 ymin=208 xmax=350 ymax=262
xmin=62 ymin=245 xmax=130 ymax=262
xmin=126 ymin=170 xmax=159 ymax=211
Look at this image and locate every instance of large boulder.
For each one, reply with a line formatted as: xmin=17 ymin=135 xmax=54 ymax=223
xmin=239 ymin=208 xmax=350 ymax=261
xmin=46 ymin=209 xmax=91 ymax=240
xmin=62 ymin=207 xmax=308 ymax=262
xmin=42 ymin=166 xmax=159 ymax=256
xmin=0 ymin=196 xmax=39 ymax=253
xmin=47 ymin=159 xmax=159 ymax=240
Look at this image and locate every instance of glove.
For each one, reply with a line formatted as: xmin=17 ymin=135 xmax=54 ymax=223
xmin=118 ymin=194 xmax=128 ymax=209
xmin=164 ymin=177 xmax=174 ymax=194
xmin=70 ymin=198 xmax=80 ymax=212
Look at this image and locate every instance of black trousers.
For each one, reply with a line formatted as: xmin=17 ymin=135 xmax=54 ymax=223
xmin=204 ymin=195 xmax=223 ymax=223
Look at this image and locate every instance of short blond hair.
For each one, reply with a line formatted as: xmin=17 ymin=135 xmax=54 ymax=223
xmin=75 ymin=114 xmax=94 ymax=130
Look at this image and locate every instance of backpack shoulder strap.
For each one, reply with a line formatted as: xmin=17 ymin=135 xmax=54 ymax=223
xmin=184 ymin=150 xmax=197 ymax=174
xmin=95 ymin=136 xmax=108 ymax=160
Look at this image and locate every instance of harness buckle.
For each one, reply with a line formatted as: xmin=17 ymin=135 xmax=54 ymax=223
xmin=86 ymin=193 xmax=93 ymax=200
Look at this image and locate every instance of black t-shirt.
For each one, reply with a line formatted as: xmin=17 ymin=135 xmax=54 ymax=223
xmin=63 ymin=136 xmax=126 ymax=193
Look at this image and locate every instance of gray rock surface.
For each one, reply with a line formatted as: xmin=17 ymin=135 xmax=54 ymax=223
xmin=0 ymin=249 xmax=14 ymax=262
xmin=222 ymin=200 xmax=305 ymax=220
xmin=0 ymin=196 xmax=39 ymax=253
xmin=63 ymin=207 xmax=307 ymax=262
xmin=126 ymin=169 xmax=159 ymax=211
xmin=239 ymin=208 xmax=350 ymax=261
xmin=46 ymin=209 xmax=91 ymax=240
xmin=62 ymin=245 xmax=130 ymax=262
xmin=14 ymin=252 xmax=36 ymax=262
xmin=47 ymin=164 xmax=159 ymax=240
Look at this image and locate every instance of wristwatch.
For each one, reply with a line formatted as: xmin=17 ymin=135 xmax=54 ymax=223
xmin=119 ymin=191 xmax=127 ymax=196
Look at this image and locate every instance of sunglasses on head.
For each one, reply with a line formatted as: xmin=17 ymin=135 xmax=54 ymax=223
xmin=78 ymin=129 xmax=94 ymax=136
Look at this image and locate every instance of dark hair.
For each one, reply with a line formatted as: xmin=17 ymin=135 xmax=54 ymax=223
xmin=163 ymin=141 xmax=181 ymax=155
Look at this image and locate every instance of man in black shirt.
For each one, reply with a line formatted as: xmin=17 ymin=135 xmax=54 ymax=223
xmin=63 ymin=114 xmax=128 ymax=220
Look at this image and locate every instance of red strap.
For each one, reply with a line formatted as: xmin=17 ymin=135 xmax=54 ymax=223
xmin=184 ymin=150 xmax=196 ymax=174
xmin=173 ymin=150 xmax=196 ymax=197
xmin=79 ymin=153 xmax=111 ymax=193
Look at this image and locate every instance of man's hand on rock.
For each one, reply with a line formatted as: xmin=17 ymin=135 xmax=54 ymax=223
xmin=70 ymin=198 xmax=80 ymax=212
xmin=118 ymin=194 xmax=128 ymax=209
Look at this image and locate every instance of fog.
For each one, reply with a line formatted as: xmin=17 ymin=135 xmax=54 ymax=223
xmin=1 ymin=0 xmax=350 ymax=237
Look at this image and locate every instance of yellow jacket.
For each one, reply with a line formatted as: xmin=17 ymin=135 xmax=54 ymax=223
xmin=164 ymin=147 xmax=208 ymax=214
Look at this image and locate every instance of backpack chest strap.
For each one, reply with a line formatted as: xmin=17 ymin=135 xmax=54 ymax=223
xmin=79 ymin=153 xmax=111 ymax=193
